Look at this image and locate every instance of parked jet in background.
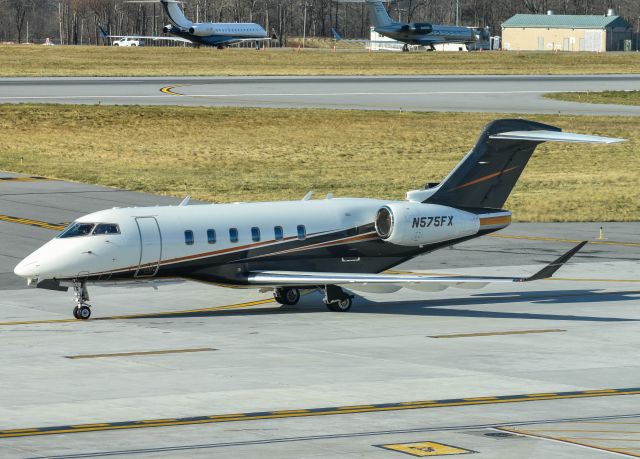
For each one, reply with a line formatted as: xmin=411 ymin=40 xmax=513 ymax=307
xmin=106 ymin=0 xmax=269 ymax=48
xmin=14 ymin=119 xmax=623 ymax=320
xmin=339 ymin=0 xmax=479 ymax=51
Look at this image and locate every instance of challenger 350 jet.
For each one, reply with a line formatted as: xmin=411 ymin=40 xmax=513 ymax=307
xmin=337 ymin=0 xmax=479 ymax=51
xmin=14 ymin=119 xmax=623 ymax=320
xmin=106 ymin=0 xmax=269 ymax=48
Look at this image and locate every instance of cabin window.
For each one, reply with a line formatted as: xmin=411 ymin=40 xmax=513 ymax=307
xmin=251 ymin=227 xmax=260 ymax=242
xmin=207 ymin=229 xmax=216 ymax=244
xmin=274 ymin=226 xmax=283 ymax=241
xmin=59 ymin=222 xmax=95 ymax=238
xmin=93 ymin=223 xmax=120 ymax=235
xmin=184 ymin=230 xmax=194 ymax=245
xmin=297 ymin=225 xmax=306 ymax=240
xmin=229 ymin=228 xmax=239 ymax=243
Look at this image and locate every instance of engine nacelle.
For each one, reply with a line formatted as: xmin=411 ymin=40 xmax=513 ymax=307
xmin=374 ymin=202 xmax=479 ymax=246
xmin=189 ymin=24 xmax=217 ymax=36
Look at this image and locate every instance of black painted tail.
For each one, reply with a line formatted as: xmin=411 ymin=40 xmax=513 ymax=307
xmin=424 ymin=119 xmax=560 ymax=209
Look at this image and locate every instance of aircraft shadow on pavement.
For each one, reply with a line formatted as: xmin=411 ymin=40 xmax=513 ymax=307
xmin=127 ymin=289 xmax=639 ymax=322
xmin=351 ymin=289 xmax=640 ymax=322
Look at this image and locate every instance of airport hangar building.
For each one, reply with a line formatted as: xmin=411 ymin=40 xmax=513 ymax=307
xmin=501 ymin=11 xmax=633 ymax=52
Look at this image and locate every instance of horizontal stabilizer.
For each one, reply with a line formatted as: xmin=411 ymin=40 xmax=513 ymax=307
xmin=490 ymin=131 xmax=625 ymax=144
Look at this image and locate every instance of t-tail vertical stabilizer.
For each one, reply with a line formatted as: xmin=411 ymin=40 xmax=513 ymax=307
xmin=367 ymin=0 xmax=395 ymax=28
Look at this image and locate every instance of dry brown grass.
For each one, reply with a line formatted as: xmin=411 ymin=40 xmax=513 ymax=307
xmin=1 ymin=45 xmax=639 ymax=76
xmin=546 ymin=90 xmax=640 ymax=106
xmin=0 ymin=104 xmax=637 ymax=221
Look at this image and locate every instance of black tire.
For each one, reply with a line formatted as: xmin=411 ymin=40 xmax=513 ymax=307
xmin=78 ymin=306 xmax=91 ymax=320
xmin=326 ymin=297 xmax=352 ymax=312
xmin=73 ymin=306 xmax=80 ymax=319
xmin=274 ymin=288 xmax=300 ymax=306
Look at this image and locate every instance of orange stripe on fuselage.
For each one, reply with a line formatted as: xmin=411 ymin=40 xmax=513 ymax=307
xmin=480 ymin=215 xmax=512 ymax=227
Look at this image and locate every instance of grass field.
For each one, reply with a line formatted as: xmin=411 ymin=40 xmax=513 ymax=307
xmin=0 ymin=104 xmax=637 ymax=222
xmin=546 ymin=90 xmax=640 ymax=106
xmin=1 ymin=45 xmax=639 ymax=76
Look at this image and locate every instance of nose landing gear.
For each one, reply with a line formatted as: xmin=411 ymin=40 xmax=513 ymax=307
xmin=72 ymin=281 xmax=91 ymax=320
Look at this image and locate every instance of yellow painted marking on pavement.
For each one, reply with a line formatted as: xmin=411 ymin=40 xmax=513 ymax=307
xmin=1 ymin=389 xmax=638 ymax=439
xmin=430 ymin=329 xmax=565 ymax=339
xmin=70 ymin=423 xmax=111 ymax=428
xmin=0 ymin=298 xmax=275 ymax=326
xmin=463 ymin=397 xmax=498 ymax=401
xmin=138 ymin=419 xmax=178 ymax=424
xmin=489 ymin=233 xmax=640 ymax=248
xmin=65 ymin=347 xmax=216 ymax=359
xmin=160 ymin=84 xmax=190 ymax=96
xmin=497 ymin=427 xmax=640 ymax=458
xmin=336 ymin=405 xmax=375 ymax=410
xmin=0 ymin=214 xmax=66 ymax=231
xmin=378 ymin=441 xmax=475 ymax=456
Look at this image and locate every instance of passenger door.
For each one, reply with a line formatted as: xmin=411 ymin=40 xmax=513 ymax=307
xmin=135 ymin=217 xmax=162 ymax=277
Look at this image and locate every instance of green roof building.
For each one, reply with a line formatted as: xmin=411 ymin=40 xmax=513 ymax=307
xmin=501 ymin=11 xmax=633 ymax=51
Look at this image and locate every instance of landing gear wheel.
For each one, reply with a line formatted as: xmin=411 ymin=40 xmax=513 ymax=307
xmin=73 ymin=306 xmax=80 ymax=319
xmin=402 ymin=43 xmax=409 ymax=52
xmin=326 ymin=297 xmax=352 ymax=312
xmin=274 ymin=288 xmax=300 ymax=306
xmin=78 ymin=306 xmax=91 ymax=320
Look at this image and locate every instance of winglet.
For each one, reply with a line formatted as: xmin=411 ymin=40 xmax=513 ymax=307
xmin=98 ymin=25 xmax=109 ymax=38
xmin=520 ymin=241 xmax=588 ymax=282
xmin=331 ymin=28 xmax=343 ymax=41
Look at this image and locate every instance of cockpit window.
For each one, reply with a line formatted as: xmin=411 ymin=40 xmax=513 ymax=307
xmin=58 ymin=223 xmax=95 ymax=238
xmin=93 ymin=223 xmax=120 ymax=235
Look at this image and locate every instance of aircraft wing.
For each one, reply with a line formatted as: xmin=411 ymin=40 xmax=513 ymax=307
xmin=247 ymin=241 xmax=587 ymax=288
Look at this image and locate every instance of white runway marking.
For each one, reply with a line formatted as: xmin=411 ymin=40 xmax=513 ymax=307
xmin=0 ymin=90 xmax=565 ymax=101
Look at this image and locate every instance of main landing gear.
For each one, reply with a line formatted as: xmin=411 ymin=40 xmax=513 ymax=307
xmin=274 ymin=287 xmax=301 ymax=306
xmin=72 ymin=281 xmax=91 ymax=320
xmin=273 ymin=285 xmax=353 ymax=312
xmin=323 ymin=285 xmax=353 ymax=312
xmin=402 ymin=43 xmax=409 ymax=52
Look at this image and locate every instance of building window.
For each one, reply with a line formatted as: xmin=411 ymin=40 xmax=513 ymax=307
xmin=297 ymin=225 xmax=306 ymax=240
xmin=184 ymin=230 xmax=194 ymax=245
xmin=207 ymin=229 xmax=216 ymax=244
xmin=251 ymin=227 xmax=260 ymax=242
xmin=274 ymin=226 xmax=283 ymax=241
xmin=229 ymin=228 xmax=238 ymax=243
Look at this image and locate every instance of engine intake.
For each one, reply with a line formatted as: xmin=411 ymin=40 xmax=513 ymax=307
xmin=374 ymin=202 xmax=479 ymax=246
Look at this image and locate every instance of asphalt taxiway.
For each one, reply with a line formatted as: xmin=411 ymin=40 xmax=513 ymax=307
xmin=1 ymin=172 xmax=639 ymax=458
xmin=1 ymin=74 xmax=639 ymax=115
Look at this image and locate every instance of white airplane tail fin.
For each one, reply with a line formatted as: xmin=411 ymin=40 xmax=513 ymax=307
xmin=161 ymin=0 xmax=192 ymax=29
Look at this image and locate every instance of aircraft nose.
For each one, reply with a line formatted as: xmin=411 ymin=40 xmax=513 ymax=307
xmin=14 ymin=258 xmax=39 ymax=278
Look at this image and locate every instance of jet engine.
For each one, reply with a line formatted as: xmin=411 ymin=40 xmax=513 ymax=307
xmin=189 ymin=24 xmax=217 ymax=36
xmin=374 ymin=202 xmax=479 ymax=246
xmin=410 ymin=22 xmax=433 ymax=33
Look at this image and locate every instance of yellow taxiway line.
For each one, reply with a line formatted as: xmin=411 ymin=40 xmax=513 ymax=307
xmin=0 ymin=388 xmax=638 ymax=439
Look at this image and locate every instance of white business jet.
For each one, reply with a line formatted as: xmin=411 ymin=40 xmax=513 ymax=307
xmin=14 ymin=119 xmax=623 ymax=319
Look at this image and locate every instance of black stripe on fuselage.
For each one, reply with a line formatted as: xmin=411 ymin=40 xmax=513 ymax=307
xmin=74 ymin=225 xmax=501 ymax=286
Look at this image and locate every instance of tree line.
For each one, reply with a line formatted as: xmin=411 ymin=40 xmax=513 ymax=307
xmin=1 ymin=0 xmax=638 ymax=45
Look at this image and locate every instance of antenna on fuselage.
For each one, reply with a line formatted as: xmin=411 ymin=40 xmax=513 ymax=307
xmin=179 ymin=196 xmax=191 ymax=206
xmin=302 ymin=191 xmax=314 ymax=201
